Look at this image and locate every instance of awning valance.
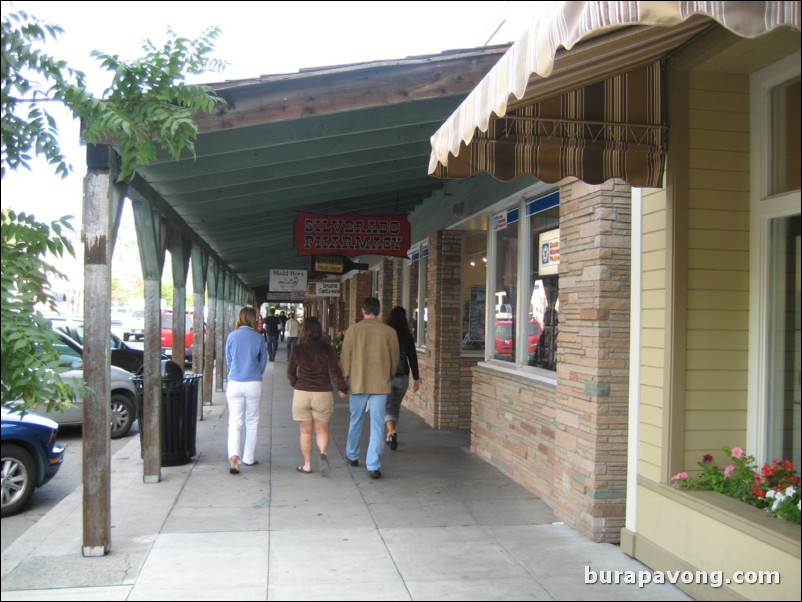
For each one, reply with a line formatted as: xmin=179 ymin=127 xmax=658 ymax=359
xmin=429 ymin=1 xmax=801 ymax=188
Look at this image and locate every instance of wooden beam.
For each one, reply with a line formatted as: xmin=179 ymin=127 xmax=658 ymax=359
xmin=194 ymin=48 xmax=511 ymax=132
xmin=169 ymin=230 xmax=192 ymax=366
xmin=131 ymin=199 xmax=166 ymax=483
xmin=81 ymin=164 xmax=113 ymax=557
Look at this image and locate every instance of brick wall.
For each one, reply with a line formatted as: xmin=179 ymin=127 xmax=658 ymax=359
xmin=470 ymin=179 xmax=631 ymax=543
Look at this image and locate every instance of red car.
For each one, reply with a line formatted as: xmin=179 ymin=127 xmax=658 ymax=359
xmin=161 ymin=311 xmax=195 ymax=361
xmin=494 ymin=319 xmax=542 ymax=363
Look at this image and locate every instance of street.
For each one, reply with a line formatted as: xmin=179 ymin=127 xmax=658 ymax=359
xmin=1 ymin=423 xmax=135 ymax=552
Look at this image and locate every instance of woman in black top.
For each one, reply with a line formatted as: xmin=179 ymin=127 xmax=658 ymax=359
xmin=384 ymin=306 xmax=420 ymax=451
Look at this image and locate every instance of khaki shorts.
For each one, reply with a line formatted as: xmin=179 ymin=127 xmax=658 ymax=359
xmin=292 ymin=390 xmax=334 ymax=422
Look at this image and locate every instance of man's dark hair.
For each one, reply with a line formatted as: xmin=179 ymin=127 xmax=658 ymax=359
xmin=362 ymin=297 xmax=381 ymax=316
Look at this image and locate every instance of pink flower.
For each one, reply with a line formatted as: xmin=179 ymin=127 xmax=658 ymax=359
xmin=703 ymin=454 xmax=713 ymax=463
xmin=724 ymin=464 xmax=736 ymax=478
xmin=731 ymin=447 xmax=744 ymax=459
xmin=672 ymin=471 xmax=688 ymax=482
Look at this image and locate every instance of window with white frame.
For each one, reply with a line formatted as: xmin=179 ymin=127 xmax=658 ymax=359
xmin=488 ymin=191 xmax=560 ymax=370
xmin=409 ymin=243 xmax=428 ymax=346
xmin=749 ymin=53 xmax=801 ymax=469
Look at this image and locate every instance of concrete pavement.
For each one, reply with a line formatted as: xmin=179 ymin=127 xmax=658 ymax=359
xmin=1 ymin=357 xmax=692 ymax=601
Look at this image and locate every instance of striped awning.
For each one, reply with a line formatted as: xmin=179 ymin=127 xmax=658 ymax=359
xmin=429 ymin=1 xmax=801 ymax=188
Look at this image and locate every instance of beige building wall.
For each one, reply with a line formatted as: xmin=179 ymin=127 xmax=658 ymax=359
xmin=627 ymin=40 xmax=800 ymax=600
xmin=683 ymin=70 xmax=751 ymax=468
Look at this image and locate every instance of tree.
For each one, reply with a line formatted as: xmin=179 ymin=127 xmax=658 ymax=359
xmin=1 ymin=10 xmax=225 ymax=409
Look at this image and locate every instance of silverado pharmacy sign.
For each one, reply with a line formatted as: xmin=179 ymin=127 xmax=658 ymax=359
xmin=294 ymin=212 xmax=410 ymax=258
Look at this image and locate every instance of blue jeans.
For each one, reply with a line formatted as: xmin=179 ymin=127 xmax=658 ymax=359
xmin=266 ymin=335 xmax=279 ymax=360
xmin=346 ymin=394 xmax=387 ymax=471
xmin=286 ymin=336 xmax=297 ymax=359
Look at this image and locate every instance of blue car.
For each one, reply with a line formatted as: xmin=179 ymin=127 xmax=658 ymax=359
xmin=1 ymin=406 xmax=65 ymax=517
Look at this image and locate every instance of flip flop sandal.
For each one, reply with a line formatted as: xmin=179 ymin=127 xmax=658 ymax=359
xmin=296 ymin=466 xmax=313 ymax=474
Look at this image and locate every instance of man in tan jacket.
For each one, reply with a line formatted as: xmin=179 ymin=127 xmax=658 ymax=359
xmin=341 ymin=297 xmax=400 ymax=479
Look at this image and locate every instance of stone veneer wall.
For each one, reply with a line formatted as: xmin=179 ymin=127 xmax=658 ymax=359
xmin=471 ymin=179 xmax=631 ymax=543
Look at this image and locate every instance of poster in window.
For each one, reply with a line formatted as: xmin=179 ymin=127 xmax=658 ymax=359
xmin=539 ymin=228 xmax=560 ymax=276
xmin=467 ymin=286 xmax=486 ymax=342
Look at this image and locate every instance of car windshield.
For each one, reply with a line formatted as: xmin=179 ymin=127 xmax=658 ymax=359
xmin=495 ymin=323 xmax=512 ymax=338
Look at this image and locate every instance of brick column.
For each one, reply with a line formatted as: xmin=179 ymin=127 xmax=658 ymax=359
xmin=390 ymin=257 xmax=405 ymax=307
xmin=427 ymin=230 xmax=465 ymax=429
xmin=554 ymin=178 xmax=631 ymax=542
xmin=350 ymin=271 xmax=373 ymax=323
xmin=377 ymin=258 xmax=394 ymax=320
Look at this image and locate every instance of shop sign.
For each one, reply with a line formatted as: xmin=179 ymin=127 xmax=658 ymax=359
xmin=294 ymin=211 xmax=410 ymax=257
xmin=269 ymin=269 xmax=308 ymax=292
xmin=538 ymin=228 xmax=560 ymax=275
xmin=315 ymin=282 xmax=341 ymax=297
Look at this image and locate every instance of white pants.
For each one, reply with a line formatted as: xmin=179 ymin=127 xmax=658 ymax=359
xmin=226 ymin=380 xmax=262 ymax=464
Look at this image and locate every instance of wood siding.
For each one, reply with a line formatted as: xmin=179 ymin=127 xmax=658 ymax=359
xmin=683 ymin=70 xmax=750 ymax=469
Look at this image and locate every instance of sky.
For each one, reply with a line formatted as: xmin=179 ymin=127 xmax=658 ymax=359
xmin=2 ymin=0 xmax=534 ymax=225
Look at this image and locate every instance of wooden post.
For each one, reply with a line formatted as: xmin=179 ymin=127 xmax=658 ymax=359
xmin=81 ymin=160 xmax=113 ymax=557
xmin=131 ymin=199 xmax=166 ymax=483
xmin=169 ymin=230 xmax=191 ymax=366
xmin=204 ymin=261 xmax=220 ymax=401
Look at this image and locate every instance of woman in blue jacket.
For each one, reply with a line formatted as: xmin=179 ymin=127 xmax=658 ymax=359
xmin=225 ymin=306 xmax=267 ymax=474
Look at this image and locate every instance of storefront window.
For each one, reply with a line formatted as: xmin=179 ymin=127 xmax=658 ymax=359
xmin=767 ymin=214 xmax=800 ymax=469
xmin=491 ymin=207 xmax=518 ymax=363
xmin=462 ymin=232 xmax=487 ymax=352
xmin=770 ymin=76 xmax=801 ymax=196
xmin=527 ymin=194 xmax=560 ymax=370
xmin=411 ymin=244 xmax=428 ymax=346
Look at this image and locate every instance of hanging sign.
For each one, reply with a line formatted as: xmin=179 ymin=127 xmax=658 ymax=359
xmin=269 ymin=269 xmax=308 ymax=292
xmin=315 ymin=282 xmax=342 ymax=297
xmin=294 ymin=211 xmax=410 ymax=258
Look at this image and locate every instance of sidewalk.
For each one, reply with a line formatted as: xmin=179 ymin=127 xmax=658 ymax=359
xmin=1 ymin=358 xmax=691 ymax=601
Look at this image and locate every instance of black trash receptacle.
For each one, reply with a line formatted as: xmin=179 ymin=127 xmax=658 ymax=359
xmin=132 ymin=360 xmax=203 ymax=467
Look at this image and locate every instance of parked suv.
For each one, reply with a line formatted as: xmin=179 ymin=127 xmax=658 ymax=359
xmin=123 ymin=309 xmax=145 ymax=341
xmin=494 ymin=319 xmax=542 ymax=364
xmin=161 ymin=311 xmax=194 ymax=362
xmin=48 ymin=314 xmax=146 ymax=374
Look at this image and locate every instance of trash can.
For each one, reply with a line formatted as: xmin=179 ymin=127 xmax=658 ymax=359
xmin=132 ymin=360 xmax=203 ymax=467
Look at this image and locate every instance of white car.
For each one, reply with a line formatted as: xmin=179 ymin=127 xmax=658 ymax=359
xmin=34 ymin=331 xmax=139 ymax=439
xmin=123 ymin=309 xmax=145 ymax=341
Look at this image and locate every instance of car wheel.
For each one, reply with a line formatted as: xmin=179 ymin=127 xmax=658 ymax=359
xmin=110 ymin=393 xmax=136 ymax=439
xmin=1 ymin=443 xmax=37 ymax=518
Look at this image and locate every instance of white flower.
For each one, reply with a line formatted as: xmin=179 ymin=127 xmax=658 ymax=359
xmin=766 ymin=490 xmax=776 ymax=499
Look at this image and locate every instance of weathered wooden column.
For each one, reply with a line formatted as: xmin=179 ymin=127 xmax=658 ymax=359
xmin=215 ymin=271 xmax=229 ymax=391
xmin=204 ymin=261 xmax=220 ymax=402
xmin=131 ymin=198 xmax=167 ymax=483
xmin=169 ymin=230 xmax=191 ymax=365
xmin=81 ymin=145 xmax=125 ymax=556
xmin=191 ymin=247 xmax=208 ymax=397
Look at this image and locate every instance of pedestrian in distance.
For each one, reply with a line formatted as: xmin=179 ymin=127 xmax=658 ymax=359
xmin=264 ymin=308 xmax=281 ymax=362
xmin=224 ymin=306 xmax=267 ymax=474
xmin=384 ymin=306 xmax=420 ymax=451
xmin=340 ymin=297 xmax=399 ymax=479
xmin=285 ymin=312 xmax=301 ymax=360
xmin=286 ymin=316 xmax=348 ymax=475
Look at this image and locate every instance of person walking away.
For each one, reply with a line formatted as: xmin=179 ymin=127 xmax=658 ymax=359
xmin=285 ymin=312 xmax=301 ymax=359
xmin=264 ymin=308 xmax=281 ymax=362
xmin=385 ymin=306 xmax=420 ymax=451
xmin=225 ymin=306 xmax=267 ymax=474
xmin=279 ymin=310 xmax=288 ymax=342
xmin=286 ymin=316 xmax=348 ymax=475
xmin=340 ymin=297 xmax=399 ymax=479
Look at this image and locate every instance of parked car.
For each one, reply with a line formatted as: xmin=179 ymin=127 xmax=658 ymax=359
xmin=42 ymin=330 xmax=139 ymax=439
xmin=47 ymin=314 xmax=146 ymax=374
xmin=161 ymin=311 xmax=195 ymax=362
xmin=123 ymin=309 xmax=145 ymax=341
xmin=1 ymin=406 xmax=65 ymax=517
xmin=494 ymin=319 xmax=542 ymax=363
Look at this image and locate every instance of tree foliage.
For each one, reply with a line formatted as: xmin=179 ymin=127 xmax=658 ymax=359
xmin=0 ymin=209 xmax=84 ymax=406
xmin=1 ymin=10 xmax=226 ymax=410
